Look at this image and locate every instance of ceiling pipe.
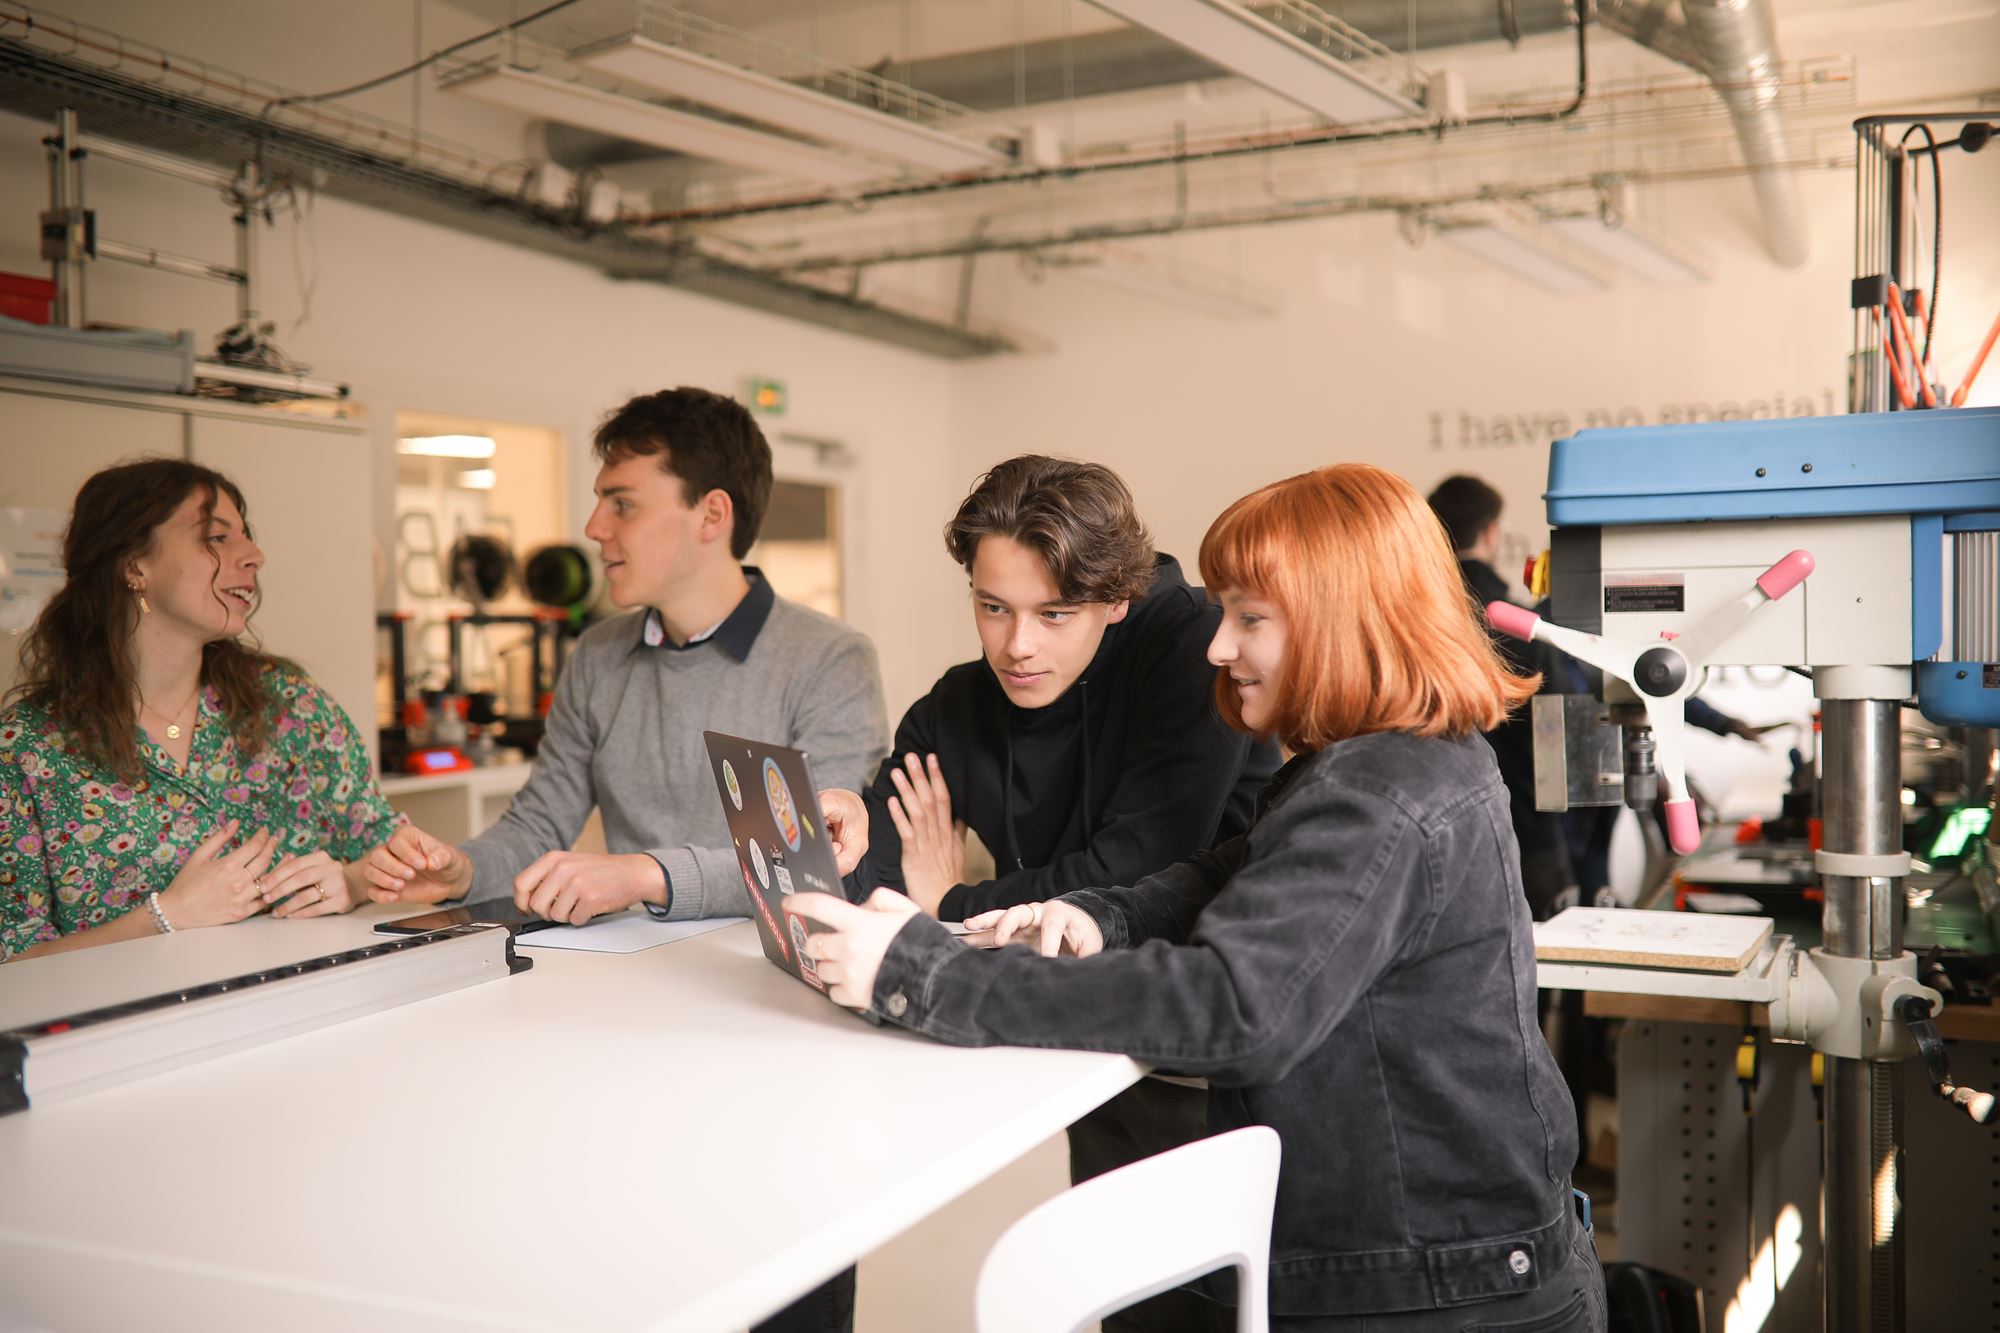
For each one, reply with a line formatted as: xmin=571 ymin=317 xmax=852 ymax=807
xmin=1602 ymin=0 xmax=1807 ymax=267
xmin=760 ymin=153 xmax=1826 ymax=274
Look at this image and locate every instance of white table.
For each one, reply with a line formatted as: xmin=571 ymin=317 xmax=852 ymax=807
xmin=0 ymin=910 xmax=1141 ymax=1332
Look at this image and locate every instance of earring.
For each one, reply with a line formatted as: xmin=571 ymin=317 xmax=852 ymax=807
xmin=129 ymin=584 xmax=150 ymax=615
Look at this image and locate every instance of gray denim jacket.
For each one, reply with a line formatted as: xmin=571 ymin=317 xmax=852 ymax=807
xmin=868 ymin=731 xmax=1579 ymax=1317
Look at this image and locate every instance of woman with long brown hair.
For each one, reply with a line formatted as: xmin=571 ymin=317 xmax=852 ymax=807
xmin=790 ymin=463 xmax=1605 ymax=1331
xmin=1 ymin=458 xmax=402 ymax=961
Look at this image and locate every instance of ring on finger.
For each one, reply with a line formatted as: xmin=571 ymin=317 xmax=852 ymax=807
xmin=314 ymin=885 xmax=326 ymax=903
xmin=1028 ymin=903 xmax=1044 ymax=927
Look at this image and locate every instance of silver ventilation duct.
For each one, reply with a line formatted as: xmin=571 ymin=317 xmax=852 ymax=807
xmin=1604 ymin=0 xmax=1808 ymax=267
xmin=1683 ymin=0 xmax=1808 ymax=267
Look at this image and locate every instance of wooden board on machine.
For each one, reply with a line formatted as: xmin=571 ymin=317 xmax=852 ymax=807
xmin=1534 ymin=907 xmax=1774 ymax=973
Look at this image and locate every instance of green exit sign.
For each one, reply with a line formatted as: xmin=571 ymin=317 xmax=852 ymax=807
xmin=747 ymin=377 xmax=787 ymax=416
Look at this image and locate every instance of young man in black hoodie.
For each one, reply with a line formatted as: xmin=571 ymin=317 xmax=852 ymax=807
xmin=837 ymin=455 xmax=1279 ymax=1330
xmin=844 ymin=454 xmax=1278 ymax=921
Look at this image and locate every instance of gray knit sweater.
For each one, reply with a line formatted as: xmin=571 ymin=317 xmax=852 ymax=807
xmin=461 ymin=579 xmax=888 ymax=920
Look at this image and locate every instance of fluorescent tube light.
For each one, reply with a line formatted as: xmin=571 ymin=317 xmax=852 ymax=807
xmin=1435 ymin=223 xmax=1609 ymax=294
xmin=457 ymin=469 xmax=499 ymax=490
xmin=1089 ymin=0 xmax=1429 ymax=124
xmin=1070 ymin=260 xmax=1275 ymax=318
xmin=446 ymin=66 xmax=887 ymax=188
xmin=1546 ymin=215 xmax=1712 ymax=285
xmin=577 ymin=35 xmax=1006 ymax=174
xmin=399 ymin=434 xmax=497 ymax=459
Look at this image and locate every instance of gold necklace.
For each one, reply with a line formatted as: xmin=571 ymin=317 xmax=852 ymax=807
xmin=139 ymin=684 xmax=202 ymax=741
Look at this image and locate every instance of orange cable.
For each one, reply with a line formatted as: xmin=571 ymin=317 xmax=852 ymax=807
xmin=1910 ymin=287 xmax=1937 ymax=382
xmin=1874 ymin=307 xmax=1917 ymax=410
xmin=1885 ymin=283 xmax=1937 ymax=408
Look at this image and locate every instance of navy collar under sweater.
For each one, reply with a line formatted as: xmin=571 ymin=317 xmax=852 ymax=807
xmin=631 ymin=567 xmax=774 ymax=662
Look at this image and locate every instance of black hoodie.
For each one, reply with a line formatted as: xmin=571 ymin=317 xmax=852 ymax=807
xmin=848 ymin=554 xmax=1282 ymax=921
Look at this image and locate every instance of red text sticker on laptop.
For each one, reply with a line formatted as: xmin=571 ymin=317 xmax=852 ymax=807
xmin=740 ymin=859 xmax=788 ymax=961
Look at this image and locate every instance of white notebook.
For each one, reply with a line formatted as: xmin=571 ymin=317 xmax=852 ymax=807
xmin=1533 ymin=907 xmax=1773 ymax=973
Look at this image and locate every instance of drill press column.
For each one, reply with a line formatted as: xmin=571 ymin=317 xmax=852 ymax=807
xmin=1818 ymin=691 xmax=1906 ymax=1332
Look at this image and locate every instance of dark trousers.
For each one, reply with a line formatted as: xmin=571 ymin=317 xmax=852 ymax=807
xmin=752 ymin=1265 xmax=855 ymax=1333
xmin=1068 ymin=1076 xmax=1215 ymax=1333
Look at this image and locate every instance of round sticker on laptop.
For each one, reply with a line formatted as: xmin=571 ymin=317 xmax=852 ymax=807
xmin=722 ymin=760 xmax=744 ymax=811
xmin=763 ymin=757 xmax=802 ymax=851
xmin=748 ymin=838 xmax=770 ymax=890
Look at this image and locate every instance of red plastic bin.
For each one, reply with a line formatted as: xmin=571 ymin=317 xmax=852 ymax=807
xmin=0 ymin=272 xmax=56 ymax=325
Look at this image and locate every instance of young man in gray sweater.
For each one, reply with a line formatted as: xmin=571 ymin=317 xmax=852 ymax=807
xmin=360 ymin=387 xmax=887 ymax=926
xmin=365 ymin=389 xmax=882 ymax=1332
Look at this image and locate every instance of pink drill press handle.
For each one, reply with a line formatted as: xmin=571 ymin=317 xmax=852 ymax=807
xmin=1664 ymin=799 xmax=1700 ymax=855
xmin=1755 ymin=550 xmax=1814 ymax=600
xmin=1484 ymin=601 xmax=1539 ymax=642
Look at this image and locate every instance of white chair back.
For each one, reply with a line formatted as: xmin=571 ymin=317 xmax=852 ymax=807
xmin=974 ymin=1125 xmax=1282 ymax=1333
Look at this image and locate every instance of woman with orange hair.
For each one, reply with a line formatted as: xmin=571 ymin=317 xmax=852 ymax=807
xmin=789 ymin=464 xmax=1603 ymax=1331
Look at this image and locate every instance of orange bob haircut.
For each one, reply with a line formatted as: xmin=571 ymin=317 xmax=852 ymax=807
xmin=1198 ymin=463 xmax=1539 ymax=753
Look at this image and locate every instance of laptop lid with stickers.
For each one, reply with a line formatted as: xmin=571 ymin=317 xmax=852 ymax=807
xmin=702 ymin=731 xmax=847 ymax=995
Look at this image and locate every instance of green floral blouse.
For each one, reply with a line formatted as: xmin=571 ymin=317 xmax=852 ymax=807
xmin=1 ymin=664 xmax=402 ymax=958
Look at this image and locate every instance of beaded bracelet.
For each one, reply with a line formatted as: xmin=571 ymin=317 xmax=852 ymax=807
xmin=144 ymin=891 xmax=176 ymax=935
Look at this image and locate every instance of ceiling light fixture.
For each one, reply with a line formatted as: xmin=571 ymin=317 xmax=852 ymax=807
xmin=1088 ymin=0 xmax=1430 ymax=124
xmin=1542 ymin=181 xmax=1711 ymax=285
xmin=576 ymin=32 xmax=1007 ymax=174
xmin=1434 ymin=221 xmax=1610 ymax=294
xmin=398 ymin=434 xmax=498 ymax=459
xmin=457 ymin=468 xmax=499 ymax=490
xmin=445 ymin=65 xmax=887 ymax=188
xmin=1545 ymin=215 xmax=1712 ymax=285
xmin=1068 ymin=258 xmax=1276 ymax=318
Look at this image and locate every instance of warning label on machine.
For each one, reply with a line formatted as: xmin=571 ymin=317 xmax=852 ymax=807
xmin=1604 ymin=574 xmax=1686 ymax=615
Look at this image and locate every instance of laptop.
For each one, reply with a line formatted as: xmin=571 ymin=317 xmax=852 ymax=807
xmin=703 ymin=731 xmax=849 ymax=994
